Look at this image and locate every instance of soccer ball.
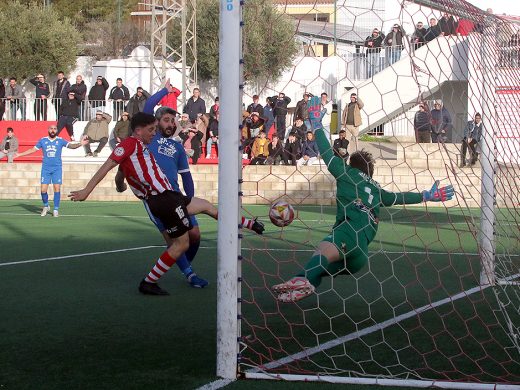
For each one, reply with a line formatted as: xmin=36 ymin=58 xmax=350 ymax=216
xmin=269 ymin=201 xmax=295 ymax=227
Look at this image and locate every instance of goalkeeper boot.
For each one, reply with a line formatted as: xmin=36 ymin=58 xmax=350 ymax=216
xmin=276 ymin=285 xmax=315 ymax=303
xmin=41 ymin=205 xmax=51 ymax=217
xmin=187 ymin=273 xmax=209 ymax=288
xmin=272 ymin=276 xmax=313 ymax=294
xmin=138 ymin=279 xmax=169 ymax=296
xmin=251 ymin=218 xmax=265 ymax=235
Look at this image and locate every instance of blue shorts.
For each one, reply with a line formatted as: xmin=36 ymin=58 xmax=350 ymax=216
xmin=143 ymin=199 xmax=198 ymax=232
xmin=41 ymin=166 xmax=63 ymax=185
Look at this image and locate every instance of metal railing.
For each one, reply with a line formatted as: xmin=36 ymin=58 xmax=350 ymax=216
xmin=0 ymin=98 xmax=125 ymax=122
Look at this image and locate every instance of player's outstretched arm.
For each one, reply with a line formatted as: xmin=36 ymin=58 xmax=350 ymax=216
xmin=69 ymin=158 xmax=118 ymax=201
xmin=14 ymin=147 xmax=38 ymax=159
xmin=67 ymin=136 xmax=89 ymax=150
xmin=307 ymin=96 xmax=344 ymax=178
xmin=143 ymin=78 xmax=171 ymax=114
xmin=380 ymin=180 xmax=454 ymax=206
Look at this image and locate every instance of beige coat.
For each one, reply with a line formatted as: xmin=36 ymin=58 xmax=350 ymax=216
xmin=83 ymin=113 xmax=112 ymax=141
xmin=342 ymin=98 xmax=364 ymax=128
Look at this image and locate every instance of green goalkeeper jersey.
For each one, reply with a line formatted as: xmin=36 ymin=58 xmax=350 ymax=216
xmin=315 ymin=129 xmax=423 ymax=242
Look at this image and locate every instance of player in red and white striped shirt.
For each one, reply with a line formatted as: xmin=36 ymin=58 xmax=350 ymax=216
xmin=69 ymin=112 xmax=219 ymax=295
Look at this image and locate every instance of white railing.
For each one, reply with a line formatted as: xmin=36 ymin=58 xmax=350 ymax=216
xmin=1 ymin=98 xmax=125 ymax=122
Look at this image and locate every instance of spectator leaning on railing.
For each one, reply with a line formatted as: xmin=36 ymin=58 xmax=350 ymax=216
xmin=384 ymin=24 xmax=405 ymax=65
xmin=364 ymin=28 xmax=384 ymax=77
xmin=30 ymin=74 xmax=50 ymax=121
xmin=109 ymin=78 xmax=130 ymax=120
xmin=424 ymin=18 xmax=441 ymax=42
xmin=6 ymin=77 xmax=26 ymax=121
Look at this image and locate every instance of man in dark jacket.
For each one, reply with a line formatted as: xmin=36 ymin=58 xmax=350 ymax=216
xmin=282 ymin=131 xmax=301 ymax=166
xmin=333 ymin=129 xmax=349 ymax=158
xmin=246 ymin=95 xmax=264 ymax=118
xmin=273 ymin=92 xmax=291 ymax=140
xmin=414 ymin=103 xmax=431 ymax=143
xmin=294 ymin=93 xmax=311 ymax=128
xmin=439 ymin=13 xmax=457 ymax=36
xmin=109 ymin=78 xmax=130 ymax=120
xmin=411 ymin=22 xmax=427 ymax=49
xmin=125 ymin=87 xmax=150 ymax=117
xmin=461 ymin=113 xmax=483 ymax=167
xmin=56 ymin=91 xmax=81 ymax=140
xmin=52 ymin=71 xmax=71 ymax=119
xmin=30 ymin=74 xmax=50 ymax=120
xmin=425 ymin=18 xmax=441 ymax=42
xmin=384 ymin=25 xmax=405 ymax=65
xmin=291 ymin=117 xmax=307 ymax=141
xmin=88 ymin=76 xmax=109 ymax=118
xmin=365 ymin=28 xmax=385 ymax=77
xmin=430 ymin=100 xmax=452 ymax=143
xmin=69 ymin=75 xmax=87 ymax=120
xmin=183 ymin=88 xmax=206 ymax=122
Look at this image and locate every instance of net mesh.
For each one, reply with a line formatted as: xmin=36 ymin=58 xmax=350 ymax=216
xmin=235 ymin=0 xmax=520 ymax=385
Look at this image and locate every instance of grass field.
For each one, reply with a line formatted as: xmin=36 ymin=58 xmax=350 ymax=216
xmin=0 ymin=199 xmax=519 ymax=389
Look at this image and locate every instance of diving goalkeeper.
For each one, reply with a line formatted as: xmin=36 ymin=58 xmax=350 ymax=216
xmin=272 ymin=96 xmax=455 ymax=302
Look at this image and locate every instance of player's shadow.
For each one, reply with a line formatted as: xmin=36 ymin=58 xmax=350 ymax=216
xmin=16 ymin=203 xmax=41 ymax=214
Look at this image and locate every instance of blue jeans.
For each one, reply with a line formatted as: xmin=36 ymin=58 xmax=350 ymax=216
xmin=206 ymin=137 xmax=218 ymax=157
xmin=387 ymin=47 xmax=402 ymax=66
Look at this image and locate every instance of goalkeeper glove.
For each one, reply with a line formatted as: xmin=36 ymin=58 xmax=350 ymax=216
xmin=422 ymin=180 xmax=455 ymax=202
xmin=307 ymin=96 xmax=325 ymax=131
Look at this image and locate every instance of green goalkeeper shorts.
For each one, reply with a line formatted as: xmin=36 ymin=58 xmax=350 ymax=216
xmin=322 ymin=220 xmax=370 ymax=275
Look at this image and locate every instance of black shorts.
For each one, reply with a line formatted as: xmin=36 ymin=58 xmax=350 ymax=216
xmin=145 ymin=190 xmax=193 ymax=238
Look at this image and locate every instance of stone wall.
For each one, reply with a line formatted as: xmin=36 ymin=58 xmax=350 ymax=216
xmin=1 ymin=143 xmax=514 ymax=208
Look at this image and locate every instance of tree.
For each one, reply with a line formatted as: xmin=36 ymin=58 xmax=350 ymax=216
xmin=0 ymin=2 xmax=80 ymax=80
xmin=169 ymin=0 xmax=299 ymax=83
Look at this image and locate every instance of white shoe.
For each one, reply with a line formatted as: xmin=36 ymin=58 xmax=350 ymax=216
xmin=276 ymin=287 xmax=315 ymax=303
xmin=41 ymin=206 xmax=50 ymax=217
xmin=53 ymin=210 xmax=59 ymax=218
xmin=206 ymin=155 xmax=211 ymax=159
xmin=272 ymin=277 xmax=313 ymax=293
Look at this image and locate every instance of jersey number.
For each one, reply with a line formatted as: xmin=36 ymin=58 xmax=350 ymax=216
xmin=175 ymin=206 xmax=185 ymax=219
xmin=364 ymin=187 xmax=374 ymax=205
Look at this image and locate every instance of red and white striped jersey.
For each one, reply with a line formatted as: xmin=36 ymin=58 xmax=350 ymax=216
xmin=110 ymin=136 xmax=173 ymax=199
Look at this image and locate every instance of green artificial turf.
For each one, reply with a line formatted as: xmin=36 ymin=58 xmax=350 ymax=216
xmin=0 ymin=200 xmax=518 ymax=389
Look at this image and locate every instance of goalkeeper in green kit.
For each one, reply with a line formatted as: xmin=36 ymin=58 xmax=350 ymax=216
xmin=272 ymin=96 xmax=455 ymax=302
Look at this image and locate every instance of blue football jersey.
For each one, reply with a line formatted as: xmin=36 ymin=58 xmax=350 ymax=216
xmin=148 ymin=132 xmax=190 ymax=192
xmin=35 ymin=137 xmax=69 ymax=168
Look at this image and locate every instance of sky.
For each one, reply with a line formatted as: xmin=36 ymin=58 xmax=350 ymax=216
xmin=466 ymin=0 xmax=520 ymax=17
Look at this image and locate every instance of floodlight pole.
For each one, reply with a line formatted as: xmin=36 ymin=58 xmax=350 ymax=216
xmin=217 ymin=0 xmax=242 ymax=380
xmin=478 ymin=19 xmax=497 ymax=286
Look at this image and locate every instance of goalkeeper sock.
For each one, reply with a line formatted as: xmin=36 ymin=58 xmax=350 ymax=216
xmin=41 ymin=192 xmax=49 ymax=206
xmin=241 ymin=216 xmax=253 ymax=230
xmin=145 ymin=251 xmax=176 ymax=283
xmin=185 ymin=240 xmax=200 ymax=263
xmin=175 ymin=254 xmax=194 ymax=277
xmin=296 ymin=254 xmax=329 ymax=288
xmin=53 ymin=192 xmax=61 ymax=210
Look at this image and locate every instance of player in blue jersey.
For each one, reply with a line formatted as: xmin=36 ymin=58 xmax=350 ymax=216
xmin=115 ymin=80 xmax=264 ymax=288
xmin=15 ymin=124 xmax=88 ymax=217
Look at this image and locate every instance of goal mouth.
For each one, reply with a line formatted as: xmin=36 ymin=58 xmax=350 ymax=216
xmin=217 ymin=0 xmax=520 ymax=387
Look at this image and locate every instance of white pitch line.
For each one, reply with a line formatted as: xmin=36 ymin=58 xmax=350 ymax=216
xmin=0 ymin=245 xmax=162 ymax=267
xmin=248 ymin=272 xmax=520 ymax=373
xmin=195 ymin=379 xmax=234 ymax=390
